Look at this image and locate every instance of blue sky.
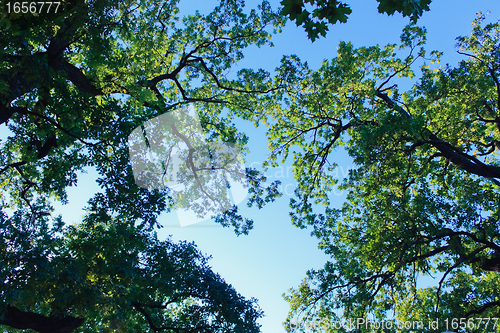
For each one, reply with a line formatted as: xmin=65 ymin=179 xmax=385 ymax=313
xmin=46 ymin=0 xmax=500 ymax=332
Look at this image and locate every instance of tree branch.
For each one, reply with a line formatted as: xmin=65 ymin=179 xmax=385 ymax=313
xmin=0 ymin=305 xmax=84 ymax=333
xmin=131 ymin=301 xmax=181 ymax=333
xmin=376 ymin=91 xmax=500 ymax=180
xmin=466 ymin=301 xmax=500 ymax=316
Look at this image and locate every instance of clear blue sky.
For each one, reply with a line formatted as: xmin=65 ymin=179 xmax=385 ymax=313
xmin=49 ymin=1 xmax=500 ymax=332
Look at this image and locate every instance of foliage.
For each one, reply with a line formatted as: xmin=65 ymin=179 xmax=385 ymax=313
xmin=255 ymin=15 xmax=500 ymax=332
xmin=1 ymin=215 xmax=263 ymax=332
xmin=280 ymin=0 xmax=431 ymax=41
xmin=0 ymin=0 xmax=284 ymax=331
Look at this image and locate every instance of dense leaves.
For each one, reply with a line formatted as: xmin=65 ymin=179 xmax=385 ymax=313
xmin=0 ymin=0 xmax=283 ymax=331
xmin=253 ymin=14 xmax=500 ymax=332
xmin=1 ymin=216 xmax=263 ymax=332
xmin=280 ymin=0 xmax=431 ymax=40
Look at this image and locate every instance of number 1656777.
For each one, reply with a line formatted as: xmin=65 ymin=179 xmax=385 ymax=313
xmin=6 ymin=2 xmax=61 ymax=14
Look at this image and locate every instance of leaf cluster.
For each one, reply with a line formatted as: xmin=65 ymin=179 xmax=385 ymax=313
xmin=279 ymin=0 xmax=431 ymax=41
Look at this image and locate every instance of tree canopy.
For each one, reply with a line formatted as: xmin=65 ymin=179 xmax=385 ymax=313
xmin=251 ymin=14 xmax=500 ymax=331
xmin=2 ymin=0 xmax=500 ymax=331
xmin=0 ymin=0 xmax=283 ymax=331
xmin=1 ymin=218 xmax=263 ymax=332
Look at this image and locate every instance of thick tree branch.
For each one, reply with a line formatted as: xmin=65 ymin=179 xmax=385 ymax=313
xmin=0 ymin=161 xmax=28 ymax=176
xmin=466 ymin=301 xmax=500 ymax=316
xmin=376 ymin=91 xmax=500 ymax=180
xmin=0 ymin=305 xmax=84 ymax=333
xmin=58 ymin=60 xmax=103 ymax=95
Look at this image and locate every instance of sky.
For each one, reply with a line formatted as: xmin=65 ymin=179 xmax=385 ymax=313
xmin=30 ymin=0 xmax=500 ymax=332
